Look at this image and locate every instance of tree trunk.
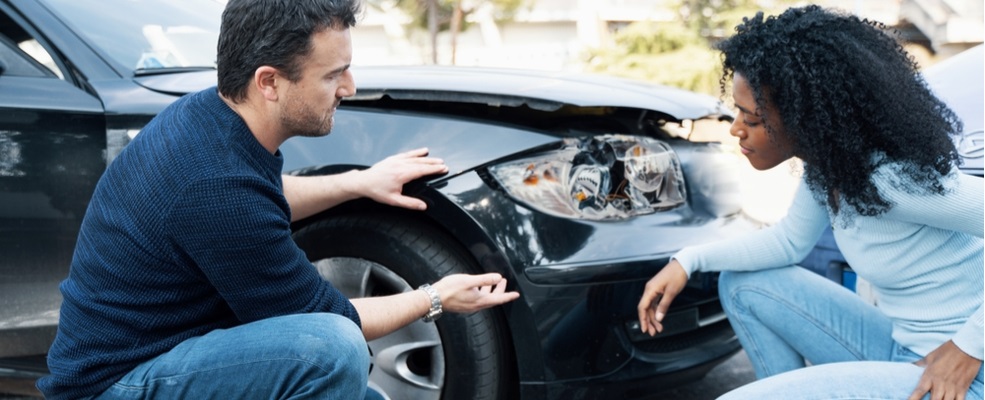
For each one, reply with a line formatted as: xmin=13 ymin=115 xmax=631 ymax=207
xmin=450 ymin=0 xmax=463 ymax=65
xmin=428 ymin=0 xmax=438 ymax=63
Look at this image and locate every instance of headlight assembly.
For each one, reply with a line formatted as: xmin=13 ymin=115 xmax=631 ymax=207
xmin=488 ymin=134 xmax=686 ymax=221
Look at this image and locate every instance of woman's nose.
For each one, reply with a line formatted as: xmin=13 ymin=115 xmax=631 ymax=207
xmin=729 ymin=120 xmax=745 ymax=139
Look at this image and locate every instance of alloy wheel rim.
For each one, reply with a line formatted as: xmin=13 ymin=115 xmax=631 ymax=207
xmin=314 ymin=258 xmax=445 ymax=400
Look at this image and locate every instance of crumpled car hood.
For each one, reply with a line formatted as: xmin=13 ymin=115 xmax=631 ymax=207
xmin=349 ymin=65 xmax=730 ymax=121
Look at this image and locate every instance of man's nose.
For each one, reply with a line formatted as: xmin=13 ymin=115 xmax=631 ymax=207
xmin=338 ymin=70 xmax=356 ymax=98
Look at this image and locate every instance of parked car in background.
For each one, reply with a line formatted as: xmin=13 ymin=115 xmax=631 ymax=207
xmin=799 ymin=43 xmax=984 ymax=293
xmin=925 ymin=44 xmax=984 ymax=177
xmin=0 ymin=0 xmax=762 ymax=398
xmin=0 ymin=0 xmax=223 ymax=378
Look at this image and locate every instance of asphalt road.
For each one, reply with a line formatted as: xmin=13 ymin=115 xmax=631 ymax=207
xmin=657 ymin=350 xmax=756 ymax=399
xmin=0 ymin=376 xmax=41 ymax=399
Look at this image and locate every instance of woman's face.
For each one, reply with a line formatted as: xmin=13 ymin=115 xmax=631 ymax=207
xmin=729 ymin=72 xmax=795 ymax=170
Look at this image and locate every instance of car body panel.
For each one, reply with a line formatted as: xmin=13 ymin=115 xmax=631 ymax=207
xmin=282 ymin=107 xmax=560 ymax=181
xmin=923 ymin=44 xmax=984 ymax=174
xmin=0 ymin=70 xmax=106 ymax=360
xmin=133 ymin=69 xmax=219 ymax=97
xmin=427 ymin=170 xmax=749 ymax=383
xmin=350 ymin=65 xmax=731 ymax=121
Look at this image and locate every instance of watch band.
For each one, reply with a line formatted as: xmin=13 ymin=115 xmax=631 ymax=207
xmin=418 ymin=283 xmax=443 ymax=322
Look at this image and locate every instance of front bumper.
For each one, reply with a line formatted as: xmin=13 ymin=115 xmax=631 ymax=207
xmin=430 ymin=170 xmax=758 ymax=395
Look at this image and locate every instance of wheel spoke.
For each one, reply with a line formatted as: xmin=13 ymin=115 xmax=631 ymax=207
xmin=313 ymin=258 xmax=373 ymax=298
xmin=372 ymin=336 xmax=443 ymax=390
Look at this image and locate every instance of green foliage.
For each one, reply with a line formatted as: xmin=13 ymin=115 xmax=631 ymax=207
xmin=585 ymin=0 xmax=796 ymax=95
xmin=678 ymin=0 xmax=761 ymax=37
xmin=587 ymin=25 xmax=722 ymax=95
xmin=617 ymin=20 xmax=704 ymax=54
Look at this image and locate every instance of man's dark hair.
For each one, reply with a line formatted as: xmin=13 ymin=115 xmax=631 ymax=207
xmin=716 ymin=5 xmax=961 ymax=216
xmin=217 ymin=0 xmax=362 ymax=103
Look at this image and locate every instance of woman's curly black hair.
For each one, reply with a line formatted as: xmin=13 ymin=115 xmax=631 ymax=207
xmin=715 ymin=5 xmax=962 ymax=216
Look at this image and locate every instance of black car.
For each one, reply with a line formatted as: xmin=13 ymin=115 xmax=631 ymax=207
xmin=0 ymin=0 xmax=761 ymax=398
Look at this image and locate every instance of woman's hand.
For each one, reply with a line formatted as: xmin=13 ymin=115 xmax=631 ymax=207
xmin=637 ymin=259 xmax=689 ymax=336
xmin=908 ymin=340 xmax=982 ymax=400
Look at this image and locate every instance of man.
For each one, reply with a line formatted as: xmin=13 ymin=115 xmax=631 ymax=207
xmin=37 ymin=0 xmax=519 ymax=398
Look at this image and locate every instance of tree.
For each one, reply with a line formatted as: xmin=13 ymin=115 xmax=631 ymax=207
xmin=677 ymin=0 xmax=763 ymax=41
xmin=372 ymin=0 xmax=527 ymax=64
xmin=585 ymin=0 xmax=795 ymax=95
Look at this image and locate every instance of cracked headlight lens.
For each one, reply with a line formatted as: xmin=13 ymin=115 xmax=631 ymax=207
xmin=488 ymin=134 xmax=686 ymax=221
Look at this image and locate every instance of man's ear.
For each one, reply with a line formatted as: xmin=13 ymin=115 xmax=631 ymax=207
xmin=254 ymin=66 xmax=281 ymax=101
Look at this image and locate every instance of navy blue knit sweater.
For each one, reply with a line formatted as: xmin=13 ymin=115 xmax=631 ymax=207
xmin=37 ymin=88 xmax=361 ymax=399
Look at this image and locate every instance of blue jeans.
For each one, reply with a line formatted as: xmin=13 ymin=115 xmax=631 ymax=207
xmin=718 ymin=266 xmax=984 ymax=400
xmin=91 ymin=313 xmax=382 ymax=400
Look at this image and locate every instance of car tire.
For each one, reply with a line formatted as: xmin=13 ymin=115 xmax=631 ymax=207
xmin=293 ymin=212 xmax=515 ymax=400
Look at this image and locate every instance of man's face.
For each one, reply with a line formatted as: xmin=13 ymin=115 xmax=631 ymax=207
xmin=281 ymin=27 xmax=355 ymax=138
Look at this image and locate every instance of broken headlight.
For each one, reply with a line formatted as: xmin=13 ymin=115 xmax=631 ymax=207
xmin=488 ymin=134 xmax=686 ymax=221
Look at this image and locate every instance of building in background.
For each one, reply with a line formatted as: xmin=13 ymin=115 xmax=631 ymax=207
xmin=351 ymin=0 xmax=983 ymax=72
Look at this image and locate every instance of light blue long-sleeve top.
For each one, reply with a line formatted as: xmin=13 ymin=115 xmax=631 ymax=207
xmin=674 ymin=163 xmax=984 ymax=359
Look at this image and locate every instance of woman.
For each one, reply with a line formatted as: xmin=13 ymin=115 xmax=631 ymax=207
xmin=637 ymin=5 xmax=983 ymax=400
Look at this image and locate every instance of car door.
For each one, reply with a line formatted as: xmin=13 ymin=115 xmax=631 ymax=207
xmin=0 ymin=2 xmax=106 ymax=361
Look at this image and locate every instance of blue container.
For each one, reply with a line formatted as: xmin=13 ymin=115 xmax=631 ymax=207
xmin=799 ymin=225 xmax=855 ymax=292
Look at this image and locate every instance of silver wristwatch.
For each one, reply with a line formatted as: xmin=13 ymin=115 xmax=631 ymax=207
xmin=418 ymin=283 xmax=443 ymax=322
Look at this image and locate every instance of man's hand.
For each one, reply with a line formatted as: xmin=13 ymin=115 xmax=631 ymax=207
xmin=433 ymin=273 xmax=520 ymax=313
xmin=636 ymin=260 xmax=689 ymax=336
xmin=357 ymin=148 xmax=448 ymax=210
xmin=908 ymin=340 xmax=981 ymax=400
xmin=351 ymin=272 xmax=517 ymax=340
xmin=283 ymin=148 xmax=448 ymax=221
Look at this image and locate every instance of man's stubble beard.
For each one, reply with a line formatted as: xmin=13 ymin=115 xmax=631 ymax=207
xmin=283 ymin=96 xmax=335 ymax=138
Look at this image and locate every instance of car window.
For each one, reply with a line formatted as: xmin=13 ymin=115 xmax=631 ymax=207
xmin=40 ymin=0 xmax=224 ymax=72
xmin=0 ymin=7 xmax=61 ymax=78
xmin=0 ymin=34 xmax=53 ymax=78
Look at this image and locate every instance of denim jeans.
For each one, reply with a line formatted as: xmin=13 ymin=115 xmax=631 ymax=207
xmin=718 ymin=266 xmax=984 ymax=400
xmin=90 ymin=313 xmax=382 ymax=400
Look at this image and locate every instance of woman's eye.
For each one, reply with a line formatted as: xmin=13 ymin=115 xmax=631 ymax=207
xmin=744 ymin=120 xmax=761 ymax=127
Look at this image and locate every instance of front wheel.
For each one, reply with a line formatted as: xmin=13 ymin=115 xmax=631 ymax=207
xmin=293 ymin=212 xmax=516 ymax=400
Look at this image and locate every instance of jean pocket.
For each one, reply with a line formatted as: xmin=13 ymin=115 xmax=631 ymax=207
xmin=890 ymin=343 xmax=923 ymax=363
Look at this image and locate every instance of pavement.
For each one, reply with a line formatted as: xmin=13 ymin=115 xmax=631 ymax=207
xmin=0 ymin=376 xmax=41 ymax=399
xmin=657 ymin=350 xmax=756 ymax=399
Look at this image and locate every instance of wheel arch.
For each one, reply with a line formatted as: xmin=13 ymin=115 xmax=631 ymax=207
xmin=288 ymin=171 xmax=549 ymax=392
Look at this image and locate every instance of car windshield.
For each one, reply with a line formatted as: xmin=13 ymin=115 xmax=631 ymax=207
xmin=41 ymin=0 xmax=224 ymax=72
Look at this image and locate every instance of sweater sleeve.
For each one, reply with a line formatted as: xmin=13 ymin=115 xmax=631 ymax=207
xmin=953 ymin=304 xmax=985 ymax=360
xmin=674 ymin=178 xmax=830 ymax=277
xmin=166 ymin=175 xmax=361 ymax=326
xmin=875 ymin=166 xmax=984 ymax=238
